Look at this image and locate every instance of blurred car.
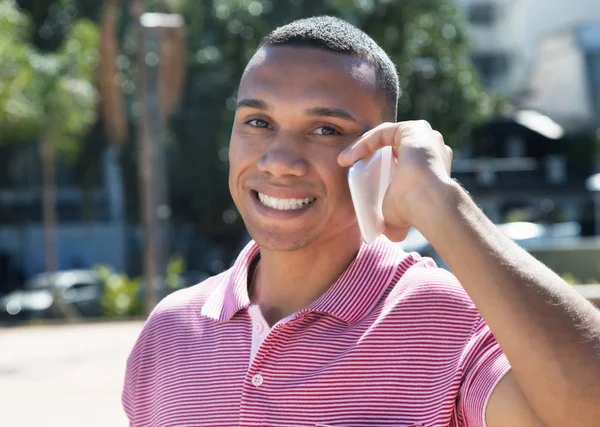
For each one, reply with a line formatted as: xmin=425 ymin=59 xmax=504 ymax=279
xmin=497 ymin=221 xmax=581 ymax=248
xmin=0 ymin=269 xmax=104 ymax=323
xmin=398 ymin=221 xmax=582 ymax=271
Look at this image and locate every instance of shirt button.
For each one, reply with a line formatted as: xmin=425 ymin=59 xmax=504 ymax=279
xmin=253 ymin=322 xmax=264 ymax=333
xmin=251 ymin=373 xmax=264 ymax=387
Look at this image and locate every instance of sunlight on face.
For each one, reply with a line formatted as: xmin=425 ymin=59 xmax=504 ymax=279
xmin=229 ymin=46 xmax=385 ymax=251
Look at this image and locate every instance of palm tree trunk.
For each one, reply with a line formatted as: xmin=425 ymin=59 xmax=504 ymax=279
xmin=132 ymin=0 xmax=170 ymax=315
xmin=40 ymin=134 xmax=79 ymax=321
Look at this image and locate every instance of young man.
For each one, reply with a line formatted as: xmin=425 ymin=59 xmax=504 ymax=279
xmin=123 ymin=16 xmax=600 ymax=427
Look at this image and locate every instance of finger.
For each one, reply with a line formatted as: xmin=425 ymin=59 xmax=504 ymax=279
xmin=432 ymin=129 xmax=452 ymax=174
xmin=337 ymin=122 xmax=401 ymax=167
xmin=445 ymin=145 xmax=453 ymax=174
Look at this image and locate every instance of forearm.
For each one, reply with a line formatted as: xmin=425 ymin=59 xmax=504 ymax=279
xmin=410 ymin=179 xmax=600 ymax=426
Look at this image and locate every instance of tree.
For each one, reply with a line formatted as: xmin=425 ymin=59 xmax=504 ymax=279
xmin=87 ymin=0 xmax=499 ymax=267
xmin=0 ymin=0 xmax=100 ymax=318
xmin=3 ymin=0 xmax=501 ymax=275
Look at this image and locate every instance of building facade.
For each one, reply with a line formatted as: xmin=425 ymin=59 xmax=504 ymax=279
xmin=0 ymin=145 xmax=127 ymax=295
xmin=455 ymin=0 xmax=600 ymax=98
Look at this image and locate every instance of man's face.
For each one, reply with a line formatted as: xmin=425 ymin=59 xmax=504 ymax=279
xmin=229 ymin=46 xmax=385 ymax=251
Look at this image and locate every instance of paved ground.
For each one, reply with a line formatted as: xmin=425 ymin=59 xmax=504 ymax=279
xmin=0 ymin=320 xmax=144 ymax=427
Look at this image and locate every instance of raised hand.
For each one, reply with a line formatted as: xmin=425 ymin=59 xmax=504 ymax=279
xmin=338 ymin=120 xmax=453 ymax=240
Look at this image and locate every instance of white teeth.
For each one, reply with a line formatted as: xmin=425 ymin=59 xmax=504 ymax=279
xmin=257 ymin=193 xmax=316 ymax=210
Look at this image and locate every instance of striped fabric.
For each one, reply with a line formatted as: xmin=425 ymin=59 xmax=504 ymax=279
xmin=123 ymin=237 xmax=510 ymax=427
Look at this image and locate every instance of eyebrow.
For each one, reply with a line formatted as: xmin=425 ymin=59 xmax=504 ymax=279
xmin=236 ymin=98 xmax=268 ymax=110
xmin=306 ymin=107 xmax=358 ymax=124
xmin=236 ymin=98 xmax=358 ymax=124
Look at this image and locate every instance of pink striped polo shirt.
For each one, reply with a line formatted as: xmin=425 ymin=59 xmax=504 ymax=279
xmin=123 ymin=237 xmax=510 ymax=427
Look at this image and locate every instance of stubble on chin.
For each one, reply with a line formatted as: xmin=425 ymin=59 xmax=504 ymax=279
xmin=246 ymin=226 xmax=318 ymax=252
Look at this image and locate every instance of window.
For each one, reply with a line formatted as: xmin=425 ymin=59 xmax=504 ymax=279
xmin=506 ymin=136 xmax=525 ymax=158
xmin=587 ymin=53 xmax=600 ymax=119
xmin=471 ymin=53 xmax=510 ymax=86
xmin=64 ymin=281 xmax=100 ymax=300
xmin=468 ymin=3 xmax=497 ymax=26
xmin=545 ymin=155 xmax=567 ymax=185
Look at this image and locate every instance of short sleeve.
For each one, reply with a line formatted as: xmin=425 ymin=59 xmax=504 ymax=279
xmin=122 ymin=316 xmax=154 ymax=427
xmin=122 ymin=343 xmax=138 ymax=425
xmin=456 ymin=317 xmax=511 ymax=427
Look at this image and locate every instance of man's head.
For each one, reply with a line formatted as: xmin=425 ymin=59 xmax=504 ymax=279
xmin=260 ymin=16 xmax=399 ymax=121
xmin=229 ymin=16 xmax=399 ymax=251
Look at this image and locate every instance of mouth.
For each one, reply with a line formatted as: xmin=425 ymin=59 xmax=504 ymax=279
xmin=253 ymin=191 xmax=316 ymax=211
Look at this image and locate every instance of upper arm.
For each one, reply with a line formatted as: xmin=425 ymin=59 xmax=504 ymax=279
xmin=486 ymin=370 xmax=545 ymax=427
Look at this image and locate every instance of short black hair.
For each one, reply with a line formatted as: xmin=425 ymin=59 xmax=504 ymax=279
xmin=258 ymin=16 xmax=399 ymax=121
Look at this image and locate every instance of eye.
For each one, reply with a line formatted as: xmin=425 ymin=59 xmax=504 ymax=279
xmin=246 ymin=118 xmax=271 ymax=129
xmin=313 ymin=126 xmax=341 ymax=136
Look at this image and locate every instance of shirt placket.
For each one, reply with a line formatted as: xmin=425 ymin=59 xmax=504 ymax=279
xmin=239 ymin=307 xmax=294 ymax=426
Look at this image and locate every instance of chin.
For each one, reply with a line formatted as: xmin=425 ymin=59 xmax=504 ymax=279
xmin=248 ymin=228 xmax=318 ymax=252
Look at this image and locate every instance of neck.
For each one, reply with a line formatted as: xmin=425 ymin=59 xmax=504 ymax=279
xmin=251 ymin=227 xmax=362 ymax=326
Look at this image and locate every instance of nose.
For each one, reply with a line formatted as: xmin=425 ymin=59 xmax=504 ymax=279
xmin=257 ymin=135 xmax=308 ymax=178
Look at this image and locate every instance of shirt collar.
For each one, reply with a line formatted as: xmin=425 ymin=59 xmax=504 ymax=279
xmin=201 ymin=236 xmax=408 ymax=325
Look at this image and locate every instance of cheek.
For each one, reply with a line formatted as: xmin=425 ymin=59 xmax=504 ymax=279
xmin=324 ymin=160 xmax=356 ymax=218
xmin=336 ymin=171 xmax=352 ymax=204
xmin=319 ymin=155 xmax=353 ymax=205
xmin=229 ymin=136 xmax=258 ymax=176
xmin=228 ymin=136 xmax=244 ymax=167
xmin=228 ymin=138 xmax=253 ymax=200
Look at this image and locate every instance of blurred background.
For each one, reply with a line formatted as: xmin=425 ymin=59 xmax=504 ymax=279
xmin=1 ymin=0 xmax=600 ymax=425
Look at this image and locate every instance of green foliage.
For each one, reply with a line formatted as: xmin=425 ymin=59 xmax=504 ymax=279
xmin=0 ymin=0 xmax=100 ymax=159
xmin=5 ymin=0 xmax=501 ymax=238
xmin=166 ymin=253 xmax=188 ymax=291
xmin=0 ymin=1 xmax=40 ymax=141
xmin=95 ymin=265 xmax=144 ymax=317
xmin=561 ymin=272 xmax=578 ymax=285
xmin=561 ymin=272 xmax=599 ymax=285
xmin=95 ymin=255 xmax=189 ymax=317
xmin=44 ymin=20 xmax=100 ymax=158
xmin=328 ymin=0 xmax=499 ymax=128
xmin=504 ymin=209 xmax=533 ymax=223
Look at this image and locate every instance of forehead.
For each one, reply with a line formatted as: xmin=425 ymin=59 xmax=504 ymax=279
xmin=238 ymin=46 xmax=381 ymax=119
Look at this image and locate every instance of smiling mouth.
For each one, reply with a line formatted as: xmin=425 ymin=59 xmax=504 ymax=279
xmin=254 ymin=191 xmax=316 ymax=211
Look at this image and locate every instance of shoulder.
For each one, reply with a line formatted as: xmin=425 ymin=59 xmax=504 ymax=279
xmin=124 ymin=270 xmax=230 ymax=374
xmin=127 ymin=269 xmax=230 ymax=358
xmin=386 ymin=251 xmax=481 ymax=321
xmin=144 ymin=270 xmax=229 ymax=330
xmin=122 ymin=270 xmax=232 ymax=415
xmin=400 ymin=254 xmax=469 ymax=297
